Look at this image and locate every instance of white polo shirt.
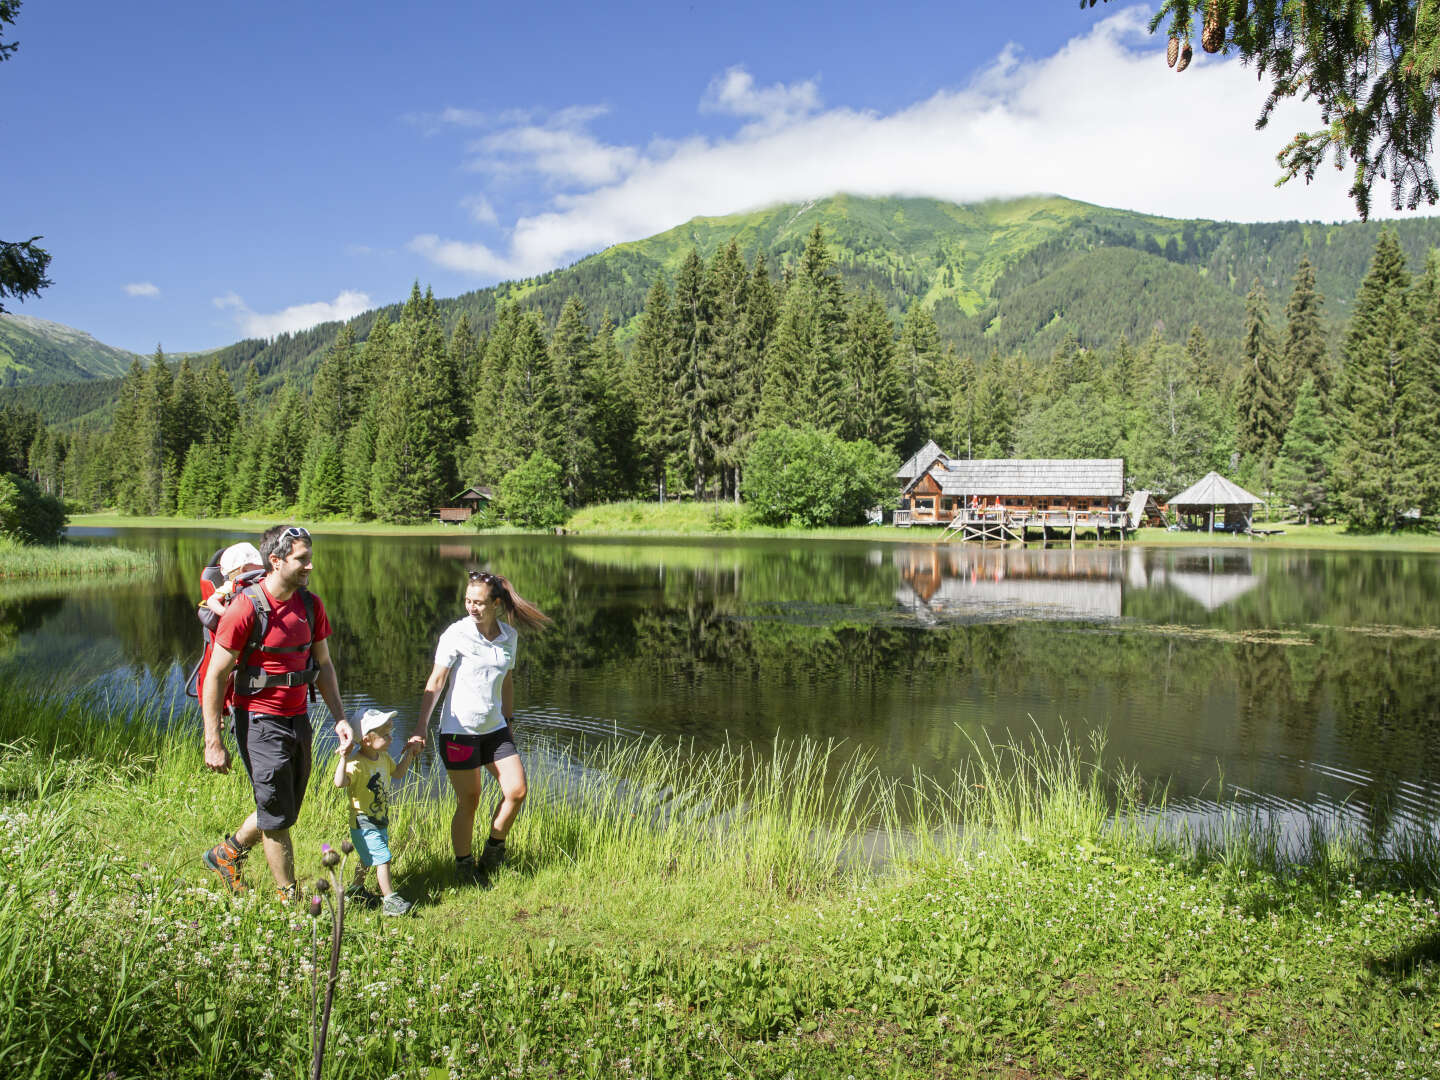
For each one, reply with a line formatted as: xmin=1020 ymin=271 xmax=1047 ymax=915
xmin=434 ymin=617 xmax=517 ymax=736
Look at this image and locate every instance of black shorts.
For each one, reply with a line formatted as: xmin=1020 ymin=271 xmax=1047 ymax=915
xmin=233 ymin=709 xmax=313 ymax=831
xmin=439 ymin=726 xmax=517 ymax=771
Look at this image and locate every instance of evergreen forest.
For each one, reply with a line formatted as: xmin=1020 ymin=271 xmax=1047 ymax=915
xmin=5 ymin=195 xmax=1440 ymax=531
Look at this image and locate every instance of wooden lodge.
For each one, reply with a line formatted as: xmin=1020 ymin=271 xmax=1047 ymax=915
xmin=434 ymin=485 xmax=493 ymax=523
xmin=895 ymin=449 xmax=1129 ymax=542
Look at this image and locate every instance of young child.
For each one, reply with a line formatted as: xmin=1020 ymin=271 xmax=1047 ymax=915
xmin=333 ymin=707 xmax=419 ymax=915
xmin=201 ymin=542 xmax=265 ymax=621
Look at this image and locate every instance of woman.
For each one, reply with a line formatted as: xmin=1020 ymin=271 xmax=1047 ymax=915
xmin=413 ymin=570 xmax=550 ymax=878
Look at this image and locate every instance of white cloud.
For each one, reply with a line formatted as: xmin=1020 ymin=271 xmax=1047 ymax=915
xmin=212 ymin=290 xmax=372 ymax=338
xmin=411 ymin=7 xmax=1427 ymax=283
xmin=702 ymin=66 xmax=821 ymax=130
xmin=124 ymin=282 xmax=160 ymax=297
xmin=470 ymin=105 xmax=640 ymax=187
xmin=461 ymin=193 xmax=499 ymax=225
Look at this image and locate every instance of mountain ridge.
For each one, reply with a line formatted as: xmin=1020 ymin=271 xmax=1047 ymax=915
xmin=9 ymin=193 xmax=1440 ymax=428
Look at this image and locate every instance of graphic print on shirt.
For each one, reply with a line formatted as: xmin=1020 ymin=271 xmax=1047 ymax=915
xmin=360 ymin=769 xmax=388 ymax=830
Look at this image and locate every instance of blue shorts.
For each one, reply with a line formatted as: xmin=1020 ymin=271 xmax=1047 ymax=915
xmin=350 ymin=825 xmax=391 ymax=867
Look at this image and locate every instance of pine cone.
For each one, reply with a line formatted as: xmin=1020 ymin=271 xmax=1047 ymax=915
xmin=1176 ymin=42 xmax=1193 ymax=72
xmin=1167 ymin=37 xmax=1180 ymax=67
xmin=1202 ymin=0 xmax=1225 ymax=52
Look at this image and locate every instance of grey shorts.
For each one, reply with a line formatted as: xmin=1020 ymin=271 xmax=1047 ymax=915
xmin=233 ymin=709 xmax=313 ymax=830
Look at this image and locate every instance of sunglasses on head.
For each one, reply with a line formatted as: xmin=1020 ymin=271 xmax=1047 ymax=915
xmin=282 ymin=526 xmax=311 ymax=541
xmin=468 ymin=570 xmax=498 ymax=584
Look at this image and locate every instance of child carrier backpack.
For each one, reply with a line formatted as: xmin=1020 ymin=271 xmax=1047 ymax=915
xmin=185 ymin=549 xmax=316 ymax=706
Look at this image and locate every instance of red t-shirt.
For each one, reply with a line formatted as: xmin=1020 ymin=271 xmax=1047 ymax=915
xmin=214 ymin=583 xmax=332 ymax=716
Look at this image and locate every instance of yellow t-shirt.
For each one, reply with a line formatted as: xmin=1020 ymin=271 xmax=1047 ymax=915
xmin=345 ymin=751 xmax=398 ymax=830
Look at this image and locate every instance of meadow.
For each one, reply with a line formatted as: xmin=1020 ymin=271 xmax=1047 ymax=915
xmin=1 ymin=677 xmax=1437 ymax=1079
xmin=69 ymin=505 xmax=1440 ymax=553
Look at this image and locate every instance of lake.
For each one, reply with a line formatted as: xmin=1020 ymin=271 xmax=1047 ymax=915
xmin=9 ymin=529 xmax=1440 ymax=844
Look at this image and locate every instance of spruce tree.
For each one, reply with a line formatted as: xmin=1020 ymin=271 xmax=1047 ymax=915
xmin=549 ymin=294 xmax=601 ymax=505
xmin=972 ymin=360 xmax=1015 ymax=458
xmin=760 ymin=227 xmax=846 ymax=436
xmin=498 ymin=310 xmax=560 ymax=471
xmin=1236 ymin=280 xmax=1284 ymax=464
xmin=590 ymin=312 xmax=637 ymax=500
xmin=896 ymin=304 xmax=942 ymax=454
xmin=1401 ymin=251 xmax=1440 ymax=516
xmin=109 ymin=358 xmax=148 ymax=514
xmin=629 ymin=278 xmax=684 ymax=501
xmin=732 ymin=252 xmax=778 ymax=494
xmin=200 ymin=357 xmax=239 ymax=446
xmin=298 ymin=322 xmax=356 ymax=518
xmin=1272 ymin=377 xmax=1331 ymax=523
xmin=1280 ymin=257 xmax=1329 ymax=418
xmin=705 ymin=239 xmax=749 ymax=498
xmin=340 ymin=316 xmax=394 ymax=519
xmin=465 ymin=304 xmax=520 ymax=484
xmin=673 ymin=248 xmax=717 ymax=497
xmin=368 ymin=285 xmax=464 ymax=522
xmin=1332 ymin=230 xmax=1419 ymax=528
xmin=840 ymin=291 xmax=904 ymax=452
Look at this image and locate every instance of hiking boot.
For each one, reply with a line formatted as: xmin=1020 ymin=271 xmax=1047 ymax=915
xmin=381 ymin=893 xmax=413 ymax=917
xmin=202 ymin=836 xmax=249 ymax=894
xmin=479 ymin=839 xmax=507 ymax=871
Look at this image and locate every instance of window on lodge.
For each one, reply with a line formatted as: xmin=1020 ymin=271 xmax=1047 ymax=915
xmin=916 ymin=498 xmax=934 ymax=510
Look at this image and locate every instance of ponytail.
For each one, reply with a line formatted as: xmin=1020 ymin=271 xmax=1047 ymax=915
xmin=472 ymin=571 xmax=551 ymax=633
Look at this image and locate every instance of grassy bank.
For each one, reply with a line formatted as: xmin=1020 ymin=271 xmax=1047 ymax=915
xmin=2 ymin=682 xmax=1437 ymax=1079
xmin=0 ymin=536 xmax=157 ymax=579
xmin=71 ymin=506 xmax=1440 ymax=553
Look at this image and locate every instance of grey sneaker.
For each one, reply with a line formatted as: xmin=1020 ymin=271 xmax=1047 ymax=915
xmin=381 ymin=893 xmax=413 ymax=917
xmin=479 ymin=840 xmax=506 ymax=870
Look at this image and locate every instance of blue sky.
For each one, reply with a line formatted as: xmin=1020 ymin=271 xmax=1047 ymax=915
xmin=5 ymin=1 xmax=1427 ymax=354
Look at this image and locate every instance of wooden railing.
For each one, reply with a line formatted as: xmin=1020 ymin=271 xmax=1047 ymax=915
xmin=896 ymin=508 xmax=1130 ymax=530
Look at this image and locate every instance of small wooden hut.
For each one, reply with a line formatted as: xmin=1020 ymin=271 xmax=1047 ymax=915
xmin=1167 ymin=472 xmax=1263 ymax=533
xmin=434 ymin=485 xmax=493 ymax=523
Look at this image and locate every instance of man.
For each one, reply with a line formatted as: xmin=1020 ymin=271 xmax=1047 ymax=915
xmin=200 ymin=524 xmax=353 ymax=900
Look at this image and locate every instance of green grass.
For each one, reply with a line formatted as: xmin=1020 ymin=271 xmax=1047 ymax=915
xmin=1 ymin=680 xmax=1437 ymax=1079
xmin=69 ymin=506 xmax=1440 ymax=552
xmin=0 ymin=536 xmax=157 ymax=578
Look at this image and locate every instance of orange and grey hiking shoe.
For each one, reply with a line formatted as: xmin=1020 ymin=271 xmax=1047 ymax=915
xmin=202 ymin=836 xmax=249 ymax=894
xmin=275 ymin=881 xmax=299 ymax=905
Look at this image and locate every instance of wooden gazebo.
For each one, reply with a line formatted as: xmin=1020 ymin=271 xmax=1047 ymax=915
xmin=1167 ymin=472 xmax=1264 ymax=534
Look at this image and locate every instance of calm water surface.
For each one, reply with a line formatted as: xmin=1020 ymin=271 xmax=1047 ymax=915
xmin=10 ymin=530 xmax=1440 ymax=842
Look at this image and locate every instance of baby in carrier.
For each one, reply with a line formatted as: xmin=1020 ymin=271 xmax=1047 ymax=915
xmin=201 ymin=542 xmax=265 ymax=625
xmin=190 ymin=542 xmax=265 ymax=705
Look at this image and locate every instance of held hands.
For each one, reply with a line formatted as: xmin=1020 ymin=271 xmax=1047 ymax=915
xmin=335 ymin=721 xmax=355 ymax=756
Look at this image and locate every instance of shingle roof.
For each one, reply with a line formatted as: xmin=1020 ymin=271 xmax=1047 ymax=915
xmin=907 ymin=458 xmax=1125 ymax=497
xmin=895 ymin=439 xmax=947 ymax=480
xmin=1167 ymin=472 xmax=1263 ymax=507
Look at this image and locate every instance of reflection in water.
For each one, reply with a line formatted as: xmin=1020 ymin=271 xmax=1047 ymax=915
xmin=8 ymin=530 xmax=1439 ymax=849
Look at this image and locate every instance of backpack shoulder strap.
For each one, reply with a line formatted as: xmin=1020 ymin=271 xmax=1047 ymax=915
xmin=240 ymin=584 xmax=272 ymax=660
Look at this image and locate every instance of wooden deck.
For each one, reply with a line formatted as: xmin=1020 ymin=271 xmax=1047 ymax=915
xmin=897 ymin=508 xmax=1132 ymax=543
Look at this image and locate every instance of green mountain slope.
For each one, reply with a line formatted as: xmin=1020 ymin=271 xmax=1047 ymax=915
xmin=0 ymin=313 xmax=142 ymax=387
xmin=11 ymin=194 xmax=1440 ymax=429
